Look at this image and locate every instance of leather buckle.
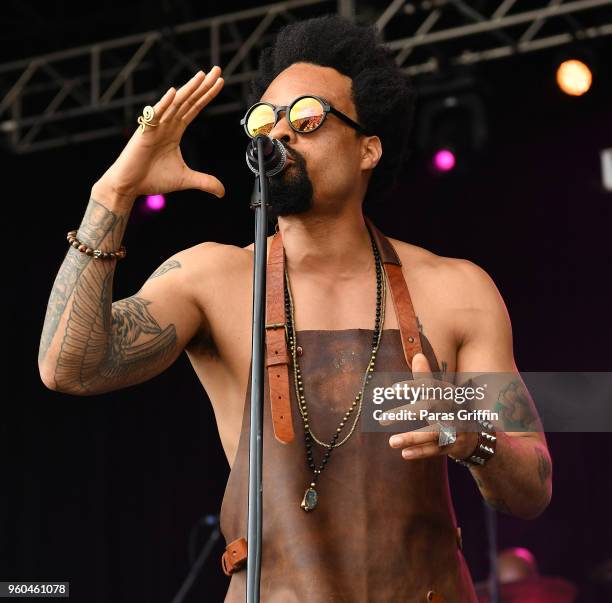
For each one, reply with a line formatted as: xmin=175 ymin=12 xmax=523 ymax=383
xmin=265 ymin=322 xmax=290 ymax=366
xmin=265 ymin=321 xmax=288 ymax=340
xmin=221 ymin=537 xmax=248 ymax=576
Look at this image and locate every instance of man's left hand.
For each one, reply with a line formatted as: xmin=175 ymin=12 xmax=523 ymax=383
xmin=382 ymin=352 xmax=479 ymax=461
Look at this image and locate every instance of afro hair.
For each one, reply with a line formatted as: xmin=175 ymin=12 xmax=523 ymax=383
xmin=249 ymin=15 xmax=416 ymax=204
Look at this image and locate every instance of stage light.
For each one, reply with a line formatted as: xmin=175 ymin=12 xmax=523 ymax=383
xmin=417 ymin=86 xmax=488 ymax=176
xmin=556 ymin=59 xmax=592 ymax=96
xmin=433 ymin=149 xmax=456 ymax=172
xmin=145 ymin=194 xmax=166 ymax=211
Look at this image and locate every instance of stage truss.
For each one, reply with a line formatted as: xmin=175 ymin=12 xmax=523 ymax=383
xmin=1 ymin=0 xmax=611 ymax=153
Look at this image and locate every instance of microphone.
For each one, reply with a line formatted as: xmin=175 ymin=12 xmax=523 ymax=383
xmin=245 ymin=135 xmax=287 ymax=177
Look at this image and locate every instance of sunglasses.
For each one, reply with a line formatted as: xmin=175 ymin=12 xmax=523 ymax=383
xmin=241 ymin=94 xmax=367 ymax=138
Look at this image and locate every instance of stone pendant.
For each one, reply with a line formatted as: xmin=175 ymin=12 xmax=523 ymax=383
xmin=301 ymin=487 xmax=318 ymax=511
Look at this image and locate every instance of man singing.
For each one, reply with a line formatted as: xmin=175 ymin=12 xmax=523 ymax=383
xmin=39 ymin=16 xmax=551 ymax=603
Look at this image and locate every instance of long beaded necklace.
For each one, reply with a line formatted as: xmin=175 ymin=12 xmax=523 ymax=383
xmin=283 ymin=235 xmax=386 ymax=512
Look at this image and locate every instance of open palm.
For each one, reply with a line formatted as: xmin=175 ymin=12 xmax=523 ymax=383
xmin=99 ymin=67 xmax=226 ymax=199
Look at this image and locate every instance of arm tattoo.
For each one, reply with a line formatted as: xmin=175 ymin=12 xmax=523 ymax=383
xmin=146 ymin=259 xmax=182 ymax=281
xmin=39 ymin=199 xmax=118 ymax=364
xmin=106 ymin=297 xmax=176 ymax=380
xmin=535 ymin=446 xmax=552 ymax=485
xmin=414 ymin=316 xmax=448 ymax=377
xmin=494 ymin=380 xmax=543 ymax=432
xmin=55 ymin=282 xmax=177 ymax=392
xmin=42 ymin=197 xmax=177 ymax=392
xmin=75 ymin=199 xmax=119 ymax=247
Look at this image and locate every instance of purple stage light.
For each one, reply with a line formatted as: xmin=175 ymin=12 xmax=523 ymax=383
xmin=433 ymin=149 xmax=456 ymax=172
xmin=145 ymin=194 xmax=166 ymax=211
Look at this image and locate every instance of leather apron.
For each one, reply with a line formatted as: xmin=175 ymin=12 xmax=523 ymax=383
xmin=219 ymin=221 xmax=478 ymax=603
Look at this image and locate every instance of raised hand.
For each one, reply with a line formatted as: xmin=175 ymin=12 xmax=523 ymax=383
xmin=94 ymin=67 xmax=226 ymax=206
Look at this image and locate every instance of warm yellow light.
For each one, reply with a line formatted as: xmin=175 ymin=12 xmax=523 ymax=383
xmin=556 ymin=59 xmax=592 ymax=96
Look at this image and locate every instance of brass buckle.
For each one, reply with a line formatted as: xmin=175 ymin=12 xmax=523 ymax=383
xmin=265 ymin=321 xmax=288 ymax=341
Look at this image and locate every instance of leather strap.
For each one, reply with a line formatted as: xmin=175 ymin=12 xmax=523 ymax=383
xmin=265 ymin=231 xmax=295 ymax=444
xmin=264 ymin=218 xmax=424 ymax=444
xmin=221 ymin=537 xmax=248 ymax=576
xmin=365 ymin=216 xmax=402 ymax=265
xmin=365 ymin=217 xmax=423 ymax=370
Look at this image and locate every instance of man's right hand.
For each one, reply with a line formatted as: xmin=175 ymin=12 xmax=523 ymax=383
xmin=93 ymin=67 xmax=226 ymax=207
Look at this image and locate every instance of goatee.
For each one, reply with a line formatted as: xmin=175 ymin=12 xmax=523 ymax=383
xmin=268 ymin=146 xmax=313 ymax=219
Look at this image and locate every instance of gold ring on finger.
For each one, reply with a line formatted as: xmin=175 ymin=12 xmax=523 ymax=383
xmin=137 ymin=105 xmax=159 ymax=133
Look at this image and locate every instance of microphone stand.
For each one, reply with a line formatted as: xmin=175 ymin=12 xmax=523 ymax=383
xmin=171 ymin=515 xmax=221 ymax=603
xmin=484 ymin=500 xmax=499 ymax=603
xmin=246 ymin=136 xmax=269 ymax=603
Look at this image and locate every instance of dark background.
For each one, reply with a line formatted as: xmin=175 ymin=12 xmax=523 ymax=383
xmin=1 ymin=1 xmax=611 ymax=602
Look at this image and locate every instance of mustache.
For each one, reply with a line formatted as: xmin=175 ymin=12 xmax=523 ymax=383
xmin=283 ymin=144 xmax=305 ymax=165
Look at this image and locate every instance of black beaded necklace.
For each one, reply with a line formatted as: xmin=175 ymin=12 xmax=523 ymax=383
xmin=283 ymin=234 xmax=386 ymax=512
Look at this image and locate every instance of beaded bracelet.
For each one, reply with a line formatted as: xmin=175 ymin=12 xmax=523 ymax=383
xmin=452 ymin=419 xmax=497 ymax=467
xmin=67 ymin=230 xmax=127 ymax=260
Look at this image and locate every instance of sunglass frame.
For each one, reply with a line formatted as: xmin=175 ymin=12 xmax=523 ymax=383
xmin=240 ymin=94 xmax=367 ymax=138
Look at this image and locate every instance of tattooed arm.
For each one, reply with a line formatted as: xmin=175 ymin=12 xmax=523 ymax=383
xmin=454 ymin=261 xmax=552 ymax=520
xmin=38 ymin=189 xmax=204 ymax=395
xmin=38 ymin=68 xmax=227 ymax=394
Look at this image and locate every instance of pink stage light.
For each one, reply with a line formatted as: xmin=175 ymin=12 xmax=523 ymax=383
xmin=145 ymin=194 xmax=166 ymax=211
xmin=433 ymin=149 xmax=456 ymax=172
xmin=509 ymin=547 xmax=537 ymax=565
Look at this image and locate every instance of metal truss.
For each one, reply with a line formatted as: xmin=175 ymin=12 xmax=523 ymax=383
xmin=378 ymin=0 xmax=612 ymax=77
xmin=1 ymin=0 xmax=611 ymax=153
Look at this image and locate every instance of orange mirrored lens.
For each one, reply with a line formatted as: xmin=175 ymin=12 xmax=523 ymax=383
xmin=246 ymin=104 xmax=275 ymax=137
xmin=289 ymin=97 xmax=325 ymax=132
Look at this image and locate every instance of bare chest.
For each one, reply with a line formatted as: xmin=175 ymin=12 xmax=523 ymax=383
xmin=186 ymin=268 xmax=458 ymax=466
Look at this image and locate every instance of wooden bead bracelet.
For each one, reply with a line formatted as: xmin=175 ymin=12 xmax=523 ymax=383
xmin=67 ymin=230 xmax=127 ymax=260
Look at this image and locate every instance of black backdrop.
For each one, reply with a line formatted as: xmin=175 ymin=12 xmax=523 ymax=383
xmin=1 ymin=16 xmax=611 ymax=603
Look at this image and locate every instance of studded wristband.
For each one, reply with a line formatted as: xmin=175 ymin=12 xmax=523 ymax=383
xmin=453 ymin=420 xmax=497 ymax=467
